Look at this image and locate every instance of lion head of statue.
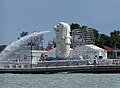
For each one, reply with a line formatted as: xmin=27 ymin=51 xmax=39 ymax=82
xmin=54 ymin=22 xmax=71 ymax=44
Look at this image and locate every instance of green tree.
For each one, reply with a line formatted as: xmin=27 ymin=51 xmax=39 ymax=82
xmin=99 ymin=34 xmax=111 ymax=47
xmin=93 ymin=29 xmax=111 ymax=48
xmin=70 ymin=23 xmax=81 ymax=31
xmin=93 ymin=29 xmax=99 ymax=38
xmin=50 ymin=38 xmax=56 ymax=48
xmin=0 ymin=45 xmax=6 ymax=52
xmin=20 ymin=31 xmax=28 ymax=37
xmin=110 ymin=30 xmax=120 ymax=49
xmin=93 ymin=29 xmax=101 ymax=47
xmin=18 ymin=31 xmax=28 ymax=39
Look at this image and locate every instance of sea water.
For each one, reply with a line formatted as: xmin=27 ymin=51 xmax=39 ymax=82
xmin=0 ymin=73 xmax=120 ymax=88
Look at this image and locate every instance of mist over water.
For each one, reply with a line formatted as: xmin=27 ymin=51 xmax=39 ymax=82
xmin=0 ymin=31 xmax=50 ymax=60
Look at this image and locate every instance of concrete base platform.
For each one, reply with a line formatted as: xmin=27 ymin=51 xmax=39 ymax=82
xmin=0 ymin=65 xmax=120 ymax=74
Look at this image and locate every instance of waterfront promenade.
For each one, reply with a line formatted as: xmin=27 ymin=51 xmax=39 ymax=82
xmin=0 ymin=59 xmax=120 ymax=74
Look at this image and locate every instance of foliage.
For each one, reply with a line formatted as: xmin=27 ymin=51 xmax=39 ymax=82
xmin=20 ymin=31 xmax=28 ymax=37
xmin=110 ymin=30 xmax=120 ymax=49
xmin=0 ymin=45 xmax=6 ymax=52
xmin=70 ymin=23 xmax=81 ymax=31
xmin=48 ymin=38 xmax=56 ymax=49
xmin=18 ymin=31 xmax=28 ymax=39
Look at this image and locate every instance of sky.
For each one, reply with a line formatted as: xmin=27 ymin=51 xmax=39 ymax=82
xmin=0 ymin=0 xmax=120 ymax=47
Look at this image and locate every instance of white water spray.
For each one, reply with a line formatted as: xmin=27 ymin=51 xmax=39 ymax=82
xmin=0 ymin=31 xmax=50 ymax=60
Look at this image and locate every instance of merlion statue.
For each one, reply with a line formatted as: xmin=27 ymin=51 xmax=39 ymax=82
xmin=54 ymin=22 xmax=71 ymax=58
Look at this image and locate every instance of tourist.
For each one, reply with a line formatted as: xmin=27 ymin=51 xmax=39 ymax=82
xmin=94 ymin=55 xmax=98 ymax=65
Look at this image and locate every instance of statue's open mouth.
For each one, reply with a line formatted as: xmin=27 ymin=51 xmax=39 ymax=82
xmin=54 ymin=26 xmax=59 ymax=32
xmin=56 ymin=29 xmax=59 ymax=32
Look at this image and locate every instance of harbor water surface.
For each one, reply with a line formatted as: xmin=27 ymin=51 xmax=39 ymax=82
xmin=0 ymin=73 xmax=120 ymax=88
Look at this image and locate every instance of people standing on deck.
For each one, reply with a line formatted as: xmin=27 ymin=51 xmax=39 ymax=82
xmin=94 ymin=55 xmax=98 ymax=65
xmin=40 ymin=53 xmax=47 ymax=61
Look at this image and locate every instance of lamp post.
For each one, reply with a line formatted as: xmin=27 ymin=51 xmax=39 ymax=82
xmin=28 ymin=40 xmax=35 ymax=68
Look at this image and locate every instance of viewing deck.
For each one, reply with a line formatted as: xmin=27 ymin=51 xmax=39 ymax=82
xmin=0 ymin=59 xmax=120 ymax=74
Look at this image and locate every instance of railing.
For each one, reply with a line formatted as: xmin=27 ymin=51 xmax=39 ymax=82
xmin=37 ymin=60 xmax=88 ymax=67
xmin=0 ymin=59 xmax=120 ymax=69
xmin=96 ymin=59 xmax=120 ymax=66
xmin=0 ymin=61 xmax=31 ymax=68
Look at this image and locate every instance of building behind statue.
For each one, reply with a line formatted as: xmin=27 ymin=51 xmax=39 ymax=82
xmin=71 ymin=26 xmax=95 ymax=48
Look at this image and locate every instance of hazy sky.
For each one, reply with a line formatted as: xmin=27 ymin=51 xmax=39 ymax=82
xmin=0 ymin=0 xmax=120 ymax=46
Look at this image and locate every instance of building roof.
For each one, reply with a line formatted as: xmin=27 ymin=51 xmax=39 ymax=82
xmin=103 ymin=45 xmax=113 ymax=51
xmin=85 ymin=44 xmax=105 ymax=51
xmin=74 ymin=44 xmax=106 ymax=52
